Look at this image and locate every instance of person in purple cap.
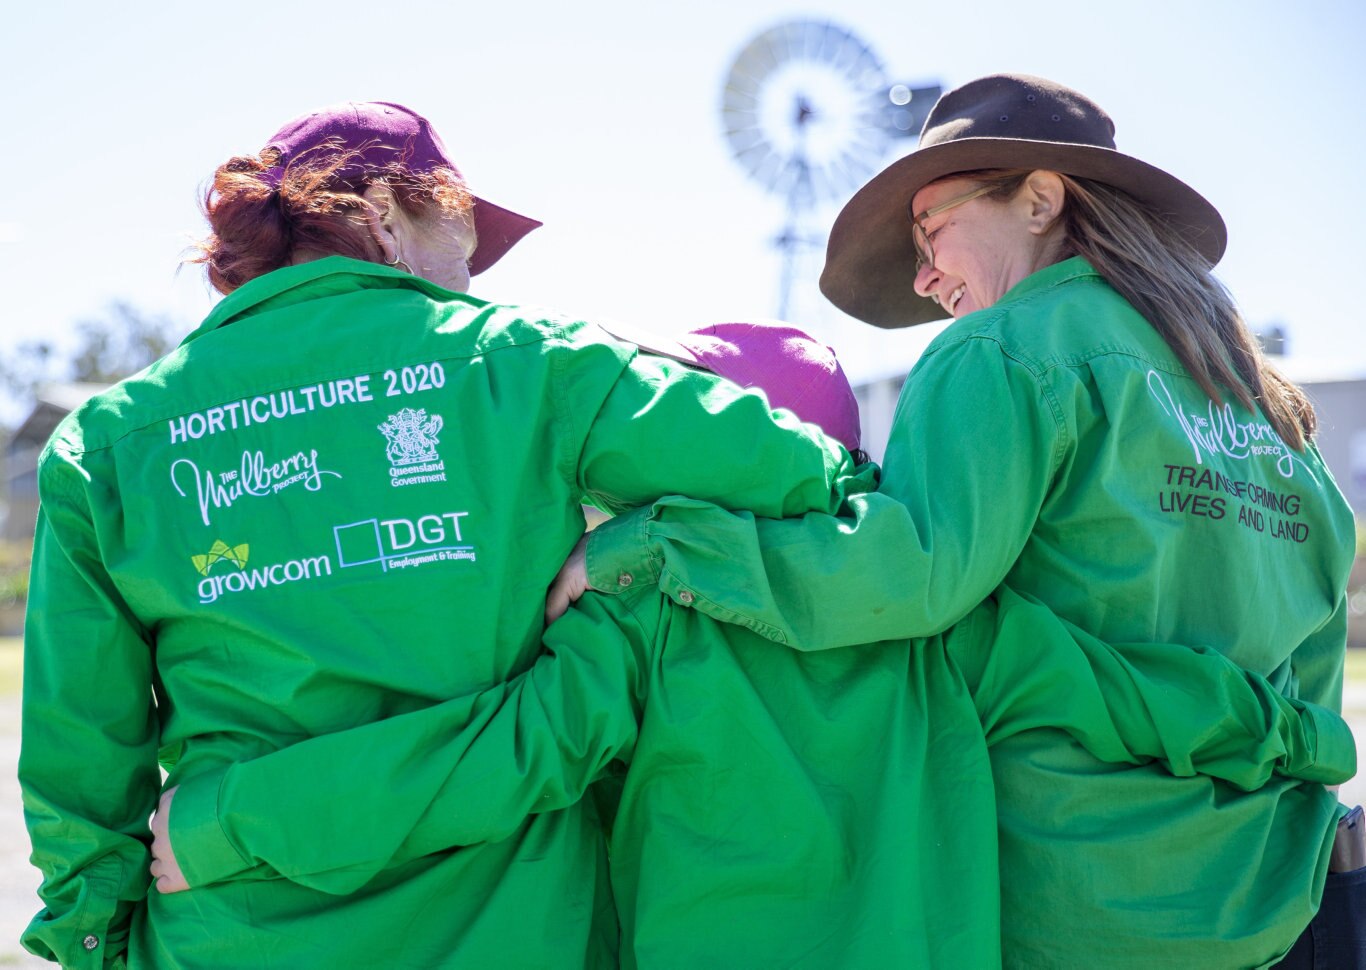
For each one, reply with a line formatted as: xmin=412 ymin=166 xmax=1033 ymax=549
xmin=17 ymin=104 xmax=877 ymax=969
xmin=196 ymin=100 xmax=541 ymax=293
xmin=593 ymin=318 xmax=866 ymax=457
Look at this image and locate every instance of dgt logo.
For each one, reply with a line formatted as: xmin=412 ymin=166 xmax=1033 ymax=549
xmin=334 ymin=511 xmax=475 ymax=572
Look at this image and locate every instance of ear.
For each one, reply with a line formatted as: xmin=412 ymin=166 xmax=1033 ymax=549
xmin=360 ymin=183 xmax=401 ymax=263
xmin=1020 ymin=170 xmax=1065 ymax=236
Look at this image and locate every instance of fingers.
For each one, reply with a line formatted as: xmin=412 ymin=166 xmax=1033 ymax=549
xmin=149 ymin=786 xmax=189 ymax=893
xmin=152 ymin=868 xmax=190 ymax=894
xmin=150 ymin=786 xmax=175 ymax=848
xmin=545 ymin=535 xmax=590 ymax=627
xmin=150 ymin=851 xmax=187 ymax=892
xmin=545 ymin=588 xmax=569 ymax=627
xmin=149 ymin=849 xmax=189 ymax=893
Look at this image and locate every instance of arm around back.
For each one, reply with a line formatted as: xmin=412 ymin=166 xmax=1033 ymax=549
xmin=573 ymin=337 xmax=876 ymax=519
xmin=20 ymin=449 xmax=162 ymax=969
xmin=167 ymin=588 xmax=663 ymax=895
xmin=586 ymin=337 xmax=1058 ymax=647
xmin=959 ymin=587 xmax=1356 ymax=790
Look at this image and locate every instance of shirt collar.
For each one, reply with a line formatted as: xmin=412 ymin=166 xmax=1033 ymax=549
xmin=994 ymin=255 xmax=1101 ymax=308
xmin=182 ymin=256 xmax=460 ymax=345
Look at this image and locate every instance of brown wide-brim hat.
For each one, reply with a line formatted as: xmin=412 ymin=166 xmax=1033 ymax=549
xmin=820 ymin=73 xmax=1227 ymax=328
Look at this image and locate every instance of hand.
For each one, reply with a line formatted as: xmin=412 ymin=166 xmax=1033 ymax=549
xmin=149 ymin=786 xmax=190 ymax=894
xmin=544 ymin=535 xmax=589 ymax=626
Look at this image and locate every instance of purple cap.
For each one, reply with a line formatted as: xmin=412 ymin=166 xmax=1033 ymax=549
xmin=260 ymin=101 xmax=541 ymax=276
xmin=602 ymin=320 xmax=862 ymax=453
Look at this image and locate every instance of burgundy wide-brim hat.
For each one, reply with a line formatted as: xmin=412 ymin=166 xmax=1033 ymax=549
xmin=820 ymin=74 xmax=1227 ymax=328
xmin=262 ymin=101 xmax=541 ymax=276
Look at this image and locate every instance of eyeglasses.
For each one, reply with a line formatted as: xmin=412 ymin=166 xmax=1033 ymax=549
xmin=910 ymin=184 xmax=998 ymax=271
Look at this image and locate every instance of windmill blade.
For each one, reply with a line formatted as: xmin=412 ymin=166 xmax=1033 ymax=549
xmin=720 ymin=19 xmax=937 ymax=199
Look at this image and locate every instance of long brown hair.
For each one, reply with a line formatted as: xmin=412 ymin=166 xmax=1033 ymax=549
xmin=190 ymin=148 xmax=473 ymax=295
xmin=948 ymin=169 xmax=1315 ymax=449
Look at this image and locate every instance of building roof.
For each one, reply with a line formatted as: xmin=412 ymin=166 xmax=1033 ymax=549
xmin=8 ymin=382 xmax=109 ymax=451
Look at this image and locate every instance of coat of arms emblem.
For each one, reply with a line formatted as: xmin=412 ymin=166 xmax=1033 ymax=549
xmin=379 ymin=408 xmax=444 ymax=467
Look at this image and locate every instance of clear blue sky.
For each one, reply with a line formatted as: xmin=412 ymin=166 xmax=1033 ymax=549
xmin=2 ymin=0 xmax=1363 ymax=421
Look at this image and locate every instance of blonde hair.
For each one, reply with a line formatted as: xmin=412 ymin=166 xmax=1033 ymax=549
xmin=948 ymin=169 xmax=1315 ymax=450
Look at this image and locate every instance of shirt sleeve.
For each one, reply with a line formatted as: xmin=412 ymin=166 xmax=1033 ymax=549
xmin=19 ymin=451 xmax=161 ymax=970
xmin=1288 ymin=592 xmax=1348 ymax=713
xmin=168 ymin=589 xmax=663 ymax=896
xmin=586 ymin=337 xmax=1061 ymax=645
xmin=571 ymin=345 xmax=878 ymax=519
xmin=958 ymin=587 xmax=1356 ymax=789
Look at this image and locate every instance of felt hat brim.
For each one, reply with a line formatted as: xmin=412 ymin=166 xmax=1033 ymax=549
xmin=819 ymin=77 xmax=1227 ymax=329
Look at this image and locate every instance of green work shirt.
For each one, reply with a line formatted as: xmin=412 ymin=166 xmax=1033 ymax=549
xmin=161 ymin=584 xmax=1352 ymax=969
xmin=19 ymin=256 xmax=873 ymax=970
xmin=584 ymin=258 xmax=1358 ymax=967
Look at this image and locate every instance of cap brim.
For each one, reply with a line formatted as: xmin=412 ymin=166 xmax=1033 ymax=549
xmin=469 ymin=197 xmax=542 ymax=276
xmin=820 ymin=137 xmax=1227 ymax=329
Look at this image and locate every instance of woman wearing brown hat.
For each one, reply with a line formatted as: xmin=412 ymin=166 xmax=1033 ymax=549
xmin=572 ymin=74 xmax=1361 ymax=966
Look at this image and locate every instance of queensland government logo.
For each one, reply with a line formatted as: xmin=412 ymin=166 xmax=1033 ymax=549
xmin=379 ymin=408 xmax=447 ymax=487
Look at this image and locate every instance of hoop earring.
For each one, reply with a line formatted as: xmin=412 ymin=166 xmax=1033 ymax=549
xmin=385 ymin=253 xmax=414 ymax=275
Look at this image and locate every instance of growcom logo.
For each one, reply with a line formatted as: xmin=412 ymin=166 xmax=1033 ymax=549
xmin=192 ymin=538 xmax=332 ymax=605
xmin=192 ymin=540 xmax=249 ymax=576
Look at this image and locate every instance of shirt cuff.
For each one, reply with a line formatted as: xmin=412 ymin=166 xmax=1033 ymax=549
xmin=1300 ymin=702 xmax=1358 ymax=786
xmin=586 ymin=505 xmax=660 ymax=593
xmin=169 ymin=769 xmax=253 ymax=888
xmin=21 ymin=854 xmax=130 ymax=970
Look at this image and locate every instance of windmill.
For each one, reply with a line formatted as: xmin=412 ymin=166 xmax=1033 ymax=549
xmin=721 ymin=21 xmax=940 ymax=318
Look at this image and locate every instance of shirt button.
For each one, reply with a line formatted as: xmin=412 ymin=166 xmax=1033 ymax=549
xmin=617 ymin=573 xmax=633 ymax=588
xmin=678 ymin=590 xmax=695 ymax=605
xmin=83 ymin=935 xmax=99 ymax=950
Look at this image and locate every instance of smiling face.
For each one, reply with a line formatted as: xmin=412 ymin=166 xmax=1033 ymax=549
xmin=910 ymin=171 xmax=1067 ymax=319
